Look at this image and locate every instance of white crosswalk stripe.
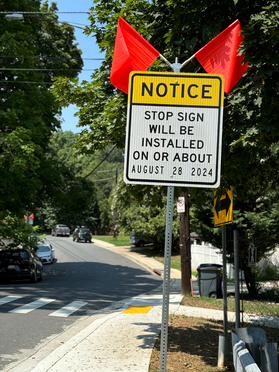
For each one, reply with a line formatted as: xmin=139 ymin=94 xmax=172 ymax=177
xmin=0 ymin=295 xmax=22 ymax=305
xmin=0 ymin=296 xmax=88 ymax=317
xmin=49 ymin=301 xmax=88 ymax=317
xmin=9 ymin=298 xmax=56 ymax=314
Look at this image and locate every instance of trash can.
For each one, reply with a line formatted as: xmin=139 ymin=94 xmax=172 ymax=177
xmin=197 ymin=264 xmax=223 ymax=298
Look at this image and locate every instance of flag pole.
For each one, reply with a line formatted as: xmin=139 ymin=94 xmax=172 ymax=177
xmin=159 ymin=54 xmax=173 ymax=69
xmin=181 ymin=54 xmax=196 ymax=68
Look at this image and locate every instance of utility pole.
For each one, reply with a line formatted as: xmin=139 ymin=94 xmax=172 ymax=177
xmin=179 ymin=190 xmax=192 ymax=295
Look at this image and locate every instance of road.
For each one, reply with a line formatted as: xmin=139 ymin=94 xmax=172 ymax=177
xmin=0 ymin=236 xmax=162 ymax=371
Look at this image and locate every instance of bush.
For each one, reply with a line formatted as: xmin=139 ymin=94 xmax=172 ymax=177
xmin=253 ymin=263 xmax=279 ymax=281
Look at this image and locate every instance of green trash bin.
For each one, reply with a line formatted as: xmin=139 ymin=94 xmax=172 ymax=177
xmin=197 ymin=264 xmax=223 ymax=298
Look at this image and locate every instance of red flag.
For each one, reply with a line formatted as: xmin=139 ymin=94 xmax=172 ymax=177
xmin=30 ymin=214 xmax=34 ymax=219
xmin=195 ymin=20 xmax=248 ymax=94
xmin=110 ymin=17 xmax=160 ymax=94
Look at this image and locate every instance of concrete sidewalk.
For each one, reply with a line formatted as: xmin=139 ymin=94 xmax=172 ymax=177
xmin=7 ymin=239 xmax=231 ymax=372
xmin=91 ymin=239 xmax=183 ymax=280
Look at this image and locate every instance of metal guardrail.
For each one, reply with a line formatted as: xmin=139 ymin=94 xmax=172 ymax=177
xmin=232 ymin=328 xmax=278 ymax=372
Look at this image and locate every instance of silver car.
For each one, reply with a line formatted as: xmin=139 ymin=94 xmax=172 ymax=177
xmin=36 ymin=243 xmax=55 ymax=264
xmin=129 ymin=233 xmax=151 ymax=247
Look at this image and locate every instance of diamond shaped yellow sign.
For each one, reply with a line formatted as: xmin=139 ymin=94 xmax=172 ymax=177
xmin=214 ymin=187 xmax=233 ymax=227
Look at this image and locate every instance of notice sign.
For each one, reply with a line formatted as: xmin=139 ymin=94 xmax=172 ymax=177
xmin=124 ymin=71 xmax=224 ymax=187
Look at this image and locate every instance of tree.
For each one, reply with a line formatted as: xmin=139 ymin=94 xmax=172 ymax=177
xmin=52 ymin=0 xmax=279 ymax=294
xmin=0 ymin=0 xmax=83 ymax=217
xmin=35 ymin=130 xmax=99 ymax=231
xmin=111 ymin=176 xmax=180 ymax=247
xmin=35 ymin=130 xmax=124 ymax=232
xmin=0 ymin=211 xmax=44 ymax=250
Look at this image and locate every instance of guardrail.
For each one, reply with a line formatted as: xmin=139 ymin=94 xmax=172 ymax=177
xmin=232 ymin=328 xmax=278 ymax=372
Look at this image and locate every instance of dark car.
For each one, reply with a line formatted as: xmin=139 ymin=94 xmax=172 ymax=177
xmin=51 ymin=224 xmax=70 ymax=237
xmin=73 ymin=227 xmax=92 ymax=243
xmin=0 ymin=247 xmax=43 ymax=283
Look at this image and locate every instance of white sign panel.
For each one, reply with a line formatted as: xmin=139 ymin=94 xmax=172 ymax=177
xmin=124 ymin=71 xmax=224 ymax=188
xmin=177 ymin=197 xmax=185 ymax=213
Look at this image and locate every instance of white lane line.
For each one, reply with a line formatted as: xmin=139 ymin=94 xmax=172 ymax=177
xmin=9 ymin=298 xmax=55 ymax=314
xmin=0 ymin=296 xmax=22 ymax=305
xmin=49 ymin=301 xmax=88 ymax=317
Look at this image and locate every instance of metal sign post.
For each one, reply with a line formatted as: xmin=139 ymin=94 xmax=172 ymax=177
xmin=159 ymin=185 xmax=174 ymax=372
xmin=222 ymin=224 xmax=228 ymax=355
xmin=159 ymin=60 xmax=180 ymax=372
xmin=214 ymin=187 xmax=233 ymax=358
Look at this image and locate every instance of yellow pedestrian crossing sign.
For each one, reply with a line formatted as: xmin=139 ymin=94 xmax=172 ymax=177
xmin=214 ymin=187 xmax=233 ymax=227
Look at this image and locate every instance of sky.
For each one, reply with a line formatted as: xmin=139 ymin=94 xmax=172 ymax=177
xmin=54 ymin=0 xmax=105 ymax=133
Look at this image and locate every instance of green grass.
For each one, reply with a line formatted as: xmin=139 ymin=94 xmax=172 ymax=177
xmin=131 ymin=246 xmax=198 ymax=275
xmin=182 ymin=294 xmax=279 ymax=316
xmin=93 ymin=235 xmax=132 ymax=247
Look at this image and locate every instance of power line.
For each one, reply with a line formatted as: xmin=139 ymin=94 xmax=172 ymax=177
xmin=0 ymin=80 xmax=53 ymax=84
xmin=1 ymin=11 xmax=91 ymax=29
xmin=96 ymin=170 xmax=116 ymax=173
xmin=0 ymin=11 xmax=91 ymax=14
xmin=0 ymin=68 xmax=96 ymax=71
xmin=85 ymin=145 xmax=117 ymax=179
xmin=94 ymin=177 xmax=116 ymax=182
xmin=0 ymin=56 xmax=105 ymax=60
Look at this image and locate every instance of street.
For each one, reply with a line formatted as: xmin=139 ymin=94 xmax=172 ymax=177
xmin=0 ymin=236 xmax=162 ymax=371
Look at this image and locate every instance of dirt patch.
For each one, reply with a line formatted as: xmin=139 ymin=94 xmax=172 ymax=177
xmin=149 ymin=310 xmax=279 ymax=372
xmin=149 ymin=315 xmax=234 ymax=372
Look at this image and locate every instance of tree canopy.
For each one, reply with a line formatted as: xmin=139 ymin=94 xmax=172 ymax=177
xmin=35 ymin=130 xmax=124 ymax=232
xmin=0 ymin=0 xmax=83 ymax=216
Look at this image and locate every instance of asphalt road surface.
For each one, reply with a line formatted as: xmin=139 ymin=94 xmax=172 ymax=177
xmin=0 ymin=236 xmax=162 ymax=370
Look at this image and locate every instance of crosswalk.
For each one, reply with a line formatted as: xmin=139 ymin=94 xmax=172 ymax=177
xmin=1 ymin=295 xmax=88 ymax=317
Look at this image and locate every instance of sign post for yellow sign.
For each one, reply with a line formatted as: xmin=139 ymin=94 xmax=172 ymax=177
xmin=124 ymin=71 xmax=224 ymax=188
xmin=214 ymin=187 xmax=233 ymax=227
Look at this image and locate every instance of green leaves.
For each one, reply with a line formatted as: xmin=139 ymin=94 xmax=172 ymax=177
xmin=0 ymin=0 xmax=83 ymax=216
xmin=184 ymin=37 xmax=198 ymax=51
xmin=0 ymin=211 xmax=45 ymax=251
xmin=0 ymin=128 xmax=40 ymax=173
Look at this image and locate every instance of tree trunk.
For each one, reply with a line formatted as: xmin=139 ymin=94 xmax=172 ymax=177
xmin=243 ymin=265 xmax=259 ymax=297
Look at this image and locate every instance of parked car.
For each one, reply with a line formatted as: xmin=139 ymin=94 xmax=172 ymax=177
xmin=73 ymin=227 xmax=92 ymax=243
xmin=51 ymin=224 xmax=70 ymax=237
xmin=36 ymin=243 xmax=55 ymax=264
xmin=129 ymin=233 xmax=151 ymax=247
xmin=0 ymin=247 xmax=43 ymax=283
